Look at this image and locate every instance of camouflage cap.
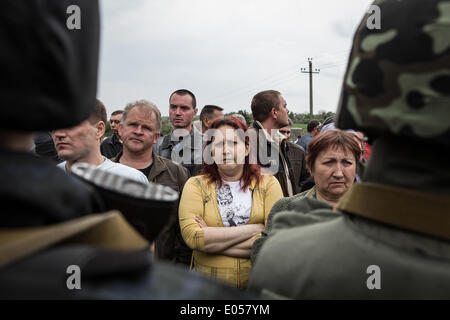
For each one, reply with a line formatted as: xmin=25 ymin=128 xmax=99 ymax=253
xmin=336 ymin=0 xmax=450 ymax=145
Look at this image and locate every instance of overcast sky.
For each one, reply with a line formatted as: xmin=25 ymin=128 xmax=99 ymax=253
xmin=97 ymin=0 xmax=374 ymax=117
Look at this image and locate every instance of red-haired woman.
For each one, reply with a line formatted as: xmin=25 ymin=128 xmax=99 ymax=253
xmin=179 ymin=116 xmax=283 ymax=288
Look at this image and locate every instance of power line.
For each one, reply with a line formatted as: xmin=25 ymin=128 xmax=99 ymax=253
xmin=320 ymin=61 xmax=348 ymax=69
xmin=204 ymin=48 xmax=350 ymax=108
xmin=213 ymin=72 xmax=300 ymax=105
xmin=205 ymin=49 xmax=349 ymax=103
xmin=311 ymin=48 xmax=350 ymax=61
xmin=205 ymin=64 xmax=300 ymax=102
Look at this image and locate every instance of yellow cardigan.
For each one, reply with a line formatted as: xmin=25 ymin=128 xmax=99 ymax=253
xmin=179 ymin=174 xmax=283 ymax=288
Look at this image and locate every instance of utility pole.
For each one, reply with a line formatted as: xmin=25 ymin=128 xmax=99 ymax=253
xmin=301 ymin=58 xmax=320 ymax=120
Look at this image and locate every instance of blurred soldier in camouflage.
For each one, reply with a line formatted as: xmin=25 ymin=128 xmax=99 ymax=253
xmin=248 ymin=0 xmax=450 ymax=299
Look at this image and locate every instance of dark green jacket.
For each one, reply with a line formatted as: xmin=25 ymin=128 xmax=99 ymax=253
xmin=248 ymin=183 xmax=450 ymax=299
xmin=251 ymin=187 xmax=316 ymax=263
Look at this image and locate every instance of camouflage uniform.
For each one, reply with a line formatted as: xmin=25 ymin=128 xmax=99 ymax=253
xmin=248 ymin=0 xmax=450 ymax=299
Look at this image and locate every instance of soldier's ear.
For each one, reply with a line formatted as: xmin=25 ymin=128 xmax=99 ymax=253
xmin=118 ymin=123 xmax=123 ymax=137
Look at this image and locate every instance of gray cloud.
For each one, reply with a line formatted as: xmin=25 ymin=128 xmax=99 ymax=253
xmin=98 ymin=0 xmax=373 ymax=116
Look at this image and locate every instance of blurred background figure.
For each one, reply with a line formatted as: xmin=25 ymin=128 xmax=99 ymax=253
xmin=33 ymin=131 xmax=62 ymax=164
xmin=101 ymin=109 xmax=124 ymax=159
xmin=199 ymin=105 xmax=224 ymax=134
xmin=230 ymin=113 xmax=248 ymax=126
xmin=296 ymin=119 xmax=320 ymax=152
xmin=279 ymin=118 xmax=293 ymax=141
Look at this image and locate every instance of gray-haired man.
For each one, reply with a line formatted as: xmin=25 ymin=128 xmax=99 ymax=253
xmin=112 ymin=100 xmax=191 ymax=265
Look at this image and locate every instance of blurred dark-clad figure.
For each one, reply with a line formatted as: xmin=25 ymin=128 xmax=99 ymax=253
xmin=0 ymin=0 xmax=249 ymax=300
xmin=101 ymin=109 xmax=124 ymax=159
xmin=296 ymin=120 xmax=320 ymax=152
xmin=0 ymin=0 xmax=102 ymax=229
xmin=33 ymin=131 xmax=62 ymax=163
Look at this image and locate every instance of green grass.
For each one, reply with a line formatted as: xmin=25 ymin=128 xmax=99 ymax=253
xmin=293 ymin=123 xmax=307 ymax=129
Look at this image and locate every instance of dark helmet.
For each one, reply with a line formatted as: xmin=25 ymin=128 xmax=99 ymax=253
xmin=0 ymin=0 xmax=100 ymax=131
xmin=336 ymin=0 xmax=450 ymax=146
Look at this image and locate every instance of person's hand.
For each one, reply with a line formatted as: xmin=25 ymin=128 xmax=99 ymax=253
xmin=195 ymin=215 xmax=208 ymax=228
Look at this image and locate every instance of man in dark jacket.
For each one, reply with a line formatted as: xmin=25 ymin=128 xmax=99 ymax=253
xmin=250 ymin=90 xmax=309 ymax=197
xmin=281 ymin=119 xmax=310 ymax=192
xmin=155 ymin=89 xmax=203 ymax=176
xmin=100 ymin=110 xmax=124 ymax=159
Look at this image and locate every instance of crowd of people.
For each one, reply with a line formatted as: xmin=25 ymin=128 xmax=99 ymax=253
xmin=1 ymin=0 xmax=449 ymax=300
xmin=36 ymin=86 xmax=324 ymax=284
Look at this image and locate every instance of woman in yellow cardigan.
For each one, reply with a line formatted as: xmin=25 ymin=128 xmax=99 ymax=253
xmin=179 ymin=116 xmax=283 ymax=288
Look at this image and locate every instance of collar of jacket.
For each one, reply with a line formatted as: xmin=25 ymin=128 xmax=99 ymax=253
xmin=337 ymin=182 xmax=450 ymax=241
xmin=104 ymin=133 xmax=120 ymax=146
xmin=253 ymin=120 xmax=286 ymax=146
xmin=148 ymin=154 xmax=169 ymax=181
xmin=0 ymin=211 xmax=148 ymax=268
xmin=111 ymin=133 xmax=121 ymax=144
xmin=110 ymin=151 xmax=122 ymax=163
xmin=160 ymin=125 xmax=203 ymax=151
xmin=305 ymin=185 xmax=316 ymax=198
